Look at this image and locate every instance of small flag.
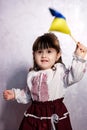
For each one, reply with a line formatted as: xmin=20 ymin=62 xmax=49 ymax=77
xmin=49 ymin=8 xmax=71 ymax=35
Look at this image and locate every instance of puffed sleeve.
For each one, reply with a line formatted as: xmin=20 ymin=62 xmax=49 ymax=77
xmin=12 ymin=86 xmax=32 ymax=104
xmin=63 ymin=54 xmax=87 ymax=86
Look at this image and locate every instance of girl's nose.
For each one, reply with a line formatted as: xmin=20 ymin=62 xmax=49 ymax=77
xmin=42 ymin=52 xmax=46 ymax=57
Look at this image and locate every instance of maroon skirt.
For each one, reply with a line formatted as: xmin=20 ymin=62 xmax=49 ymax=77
xmin=19 ymin=98 xmax=72 ymax=130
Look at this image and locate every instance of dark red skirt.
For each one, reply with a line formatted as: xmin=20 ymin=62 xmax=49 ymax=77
xmin=19 ymin=98 xmax=72 ymax=130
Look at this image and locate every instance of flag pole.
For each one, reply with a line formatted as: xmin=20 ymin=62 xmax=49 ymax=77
xmin=69 ymin=34 xmax=78 ymax=44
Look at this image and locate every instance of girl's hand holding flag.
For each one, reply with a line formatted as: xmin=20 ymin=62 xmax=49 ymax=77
xmin=75 ymin=42 xmax=87 ymax=59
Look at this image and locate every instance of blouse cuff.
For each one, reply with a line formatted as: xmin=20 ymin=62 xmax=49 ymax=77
xmin=11 ymin=88 xmax=16 ymax=100
xmin=12 ymin=88 xmax=18 ymax=100
xmin=73 ymin=54 xmax=87 ymax=63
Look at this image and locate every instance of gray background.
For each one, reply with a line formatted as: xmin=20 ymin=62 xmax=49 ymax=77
xmin=0 ymin=0 xmax=87 ymax=130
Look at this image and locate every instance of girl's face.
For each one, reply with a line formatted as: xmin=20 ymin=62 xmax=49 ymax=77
xmin=34 ymin=48 xmax=61 ymax=70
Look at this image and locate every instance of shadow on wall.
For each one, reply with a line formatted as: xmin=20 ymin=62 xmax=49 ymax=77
xmin=1 ymin=67 xmax=30 ymax=130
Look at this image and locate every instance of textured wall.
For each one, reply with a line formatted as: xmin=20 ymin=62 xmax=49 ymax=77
xmin=0 ymin=0 xmax=87 ymax=130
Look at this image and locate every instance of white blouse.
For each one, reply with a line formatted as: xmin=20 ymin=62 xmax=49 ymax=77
xmin=13 ymin=55 xmax=87 ymax=104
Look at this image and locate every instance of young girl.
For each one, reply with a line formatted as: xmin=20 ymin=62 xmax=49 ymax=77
xmin=3 ymin=33 xmax=87 ymax=130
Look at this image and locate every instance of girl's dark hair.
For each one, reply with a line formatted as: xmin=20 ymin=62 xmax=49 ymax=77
xmin=30 ymin=33 xmax=63 ymax=71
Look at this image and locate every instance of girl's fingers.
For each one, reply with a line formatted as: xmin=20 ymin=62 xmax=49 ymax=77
xmin=75 ymin=42 xmax=87 ymax=59
xmin=77 ymin=42 xmax=87 ymax=51
xmin=77 ymin=42 xmax=87 ymax=54
xmin=3 ymin=90 xmax=14 ymax=100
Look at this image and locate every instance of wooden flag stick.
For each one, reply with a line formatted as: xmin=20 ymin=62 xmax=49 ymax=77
xmin=70 ymin=34 xmax=78 ymax=44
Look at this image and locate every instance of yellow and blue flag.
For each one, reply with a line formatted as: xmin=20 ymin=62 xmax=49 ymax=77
xmin=49 ymin=8 xmax=71 ymax=35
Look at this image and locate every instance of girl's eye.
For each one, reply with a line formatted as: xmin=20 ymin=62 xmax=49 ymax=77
xmin=47 ymin=50 xmax=52 ymax=53
xmin=37 ymin=50 xmax=42 ymax=53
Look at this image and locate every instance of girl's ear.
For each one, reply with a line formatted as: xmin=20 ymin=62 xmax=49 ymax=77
xmin=56 ymin=52 xmax=61 ymax=61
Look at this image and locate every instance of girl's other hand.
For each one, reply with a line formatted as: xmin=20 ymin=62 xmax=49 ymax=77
xmin=75 ymin=42 xmax=87 ymax=59
xmin=3 ymin=90 xmax=15 ymax=100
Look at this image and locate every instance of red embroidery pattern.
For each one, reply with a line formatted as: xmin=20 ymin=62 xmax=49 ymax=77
xmin=21 ymin=86 xmax=29 ymax=96
xmin=40 ymin=74 xmax=49 ymax=101
xmin=21 ymin=90 xmax=25 ymax=96
xmin=83 ymin=68 xmax=86 ymax=73
xmin=31 ymin=73 xmax=49 ymax=101
xmin=31 ymin=75 xmax=40 ymax=100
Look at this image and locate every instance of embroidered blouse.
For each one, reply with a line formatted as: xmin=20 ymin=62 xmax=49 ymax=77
xmin=13 ymin=55 xmax=87 ymax=104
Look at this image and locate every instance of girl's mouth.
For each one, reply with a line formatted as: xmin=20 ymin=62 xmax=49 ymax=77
xmin=41 ymin=60 xmax=48 ymax=62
